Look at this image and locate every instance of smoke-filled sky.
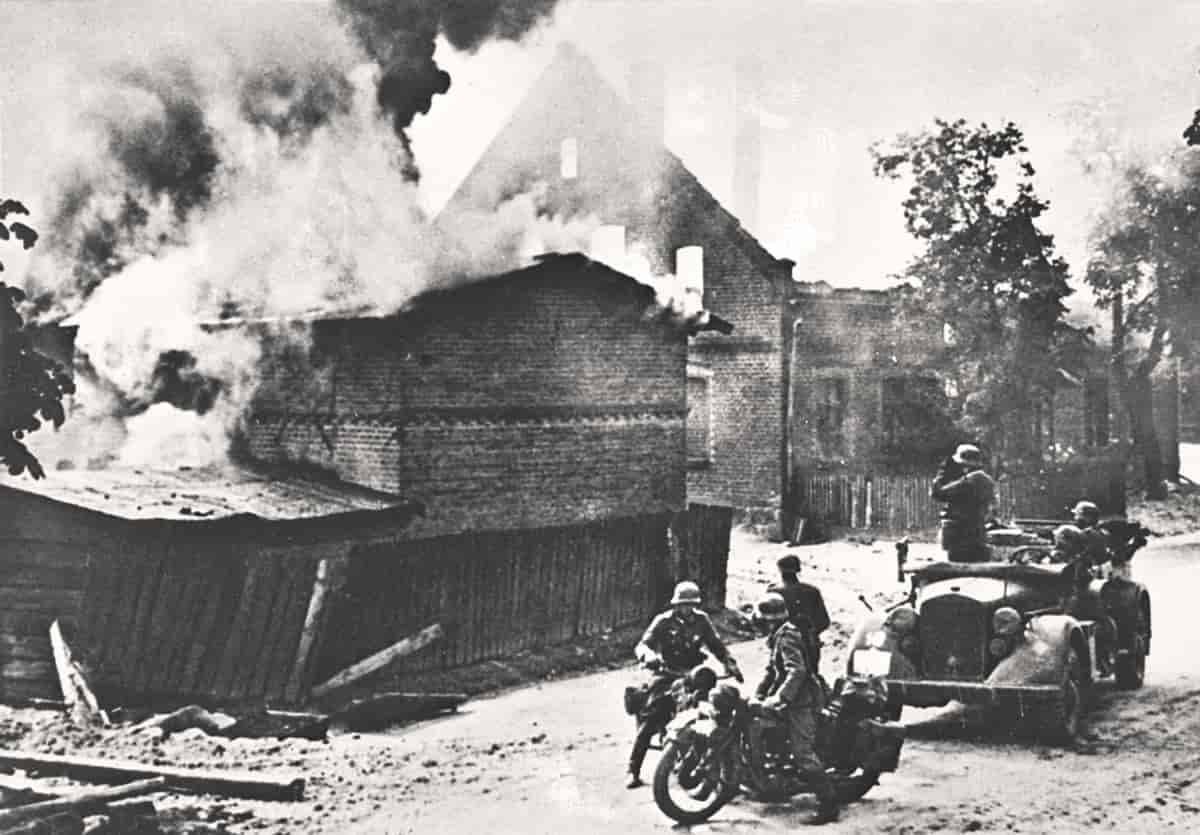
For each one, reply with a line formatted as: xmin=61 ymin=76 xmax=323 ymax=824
xmin=5 ymin=0 xmax=1200 ymax=299
xmin=407 ymin=0 xmax=1200 ymax=310
xmin=2 ymin=0 xmax=1199 ymax=468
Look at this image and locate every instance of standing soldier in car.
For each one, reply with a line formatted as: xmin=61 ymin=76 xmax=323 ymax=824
xmin=625 ymin=581 xmax=743 ymax=789
xmin=1071 ymin=500 xmax=1111 ymax=568
xmin=768 ymin=554 xmax=831 ymax=675
xmin=931 ymin=444 xmax=996 ymax=563
xmin=755 ymin=591 xmax=840 ymax=825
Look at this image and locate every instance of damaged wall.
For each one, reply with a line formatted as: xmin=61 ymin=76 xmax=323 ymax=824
xmin=442 ymin=44 xmax=793 ymax=511
xmin=244 ymin=257 xmax=691 ymax=539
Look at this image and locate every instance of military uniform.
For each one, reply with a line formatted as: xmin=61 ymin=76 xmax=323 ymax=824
xmin=627 ymin=607 xmax=736 ymax=785
xmin=767 ymin=576 xmax=830 ymax=671
xmin=932 ymin=467 xmax=995 ymax=563
xmin=757 ymin=619 xmax=838 ymax=821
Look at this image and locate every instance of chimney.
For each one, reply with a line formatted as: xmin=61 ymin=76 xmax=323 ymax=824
xmin=734 ymin=56 xmax=763 ymax=233
xmin=627 ymin=60 xmax=666 ymax=144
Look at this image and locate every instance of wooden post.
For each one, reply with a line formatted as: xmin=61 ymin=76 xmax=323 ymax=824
xmin=285 ymin=556 xmax=338 ymax=703
xmin=310 ymin=623 xmax=444 ymax=701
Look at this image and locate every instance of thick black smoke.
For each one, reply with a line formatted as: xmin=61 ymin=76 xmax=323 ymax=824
xmin=336 ymin=0 xmax=560 ymax=179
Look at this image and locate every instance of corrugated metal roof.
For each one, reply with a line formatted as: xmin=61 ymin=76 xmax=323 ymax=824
xmin=1 ymin=465 xmax=417 ymax=523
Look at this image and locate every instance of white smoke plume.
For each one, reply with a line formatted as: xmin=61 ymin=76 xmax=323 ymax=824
xmin=18 ymin=1 xmax=570 ymax=473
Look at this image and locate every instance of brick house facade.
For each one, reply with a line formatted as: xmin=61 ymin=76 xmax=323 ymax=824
xmin=241 ymin=254 xmax=721 ymax=540
xmin=440 ymin=43 xmax=793 ymax=513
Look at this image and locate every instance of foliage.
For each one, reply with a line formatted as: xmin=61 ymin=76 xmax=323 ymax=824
xmin=1084 ymin=147 xmax=1200 ymax=497
xmin=0 ymin=199 xmax=74 ymax=479
xmin=871 ymin=119 xmax=1086 ymax=466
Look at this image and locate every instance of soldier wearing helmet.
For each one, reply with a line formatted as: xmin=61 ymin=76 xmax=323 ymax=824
xmin=1071 ymin=500 xmax=1110 ymax=567
xmin=931 ymin=443 xmax=996 ymax=563
xmin=625 ymin=581 xmax=742 ymax=788
xmin=753 ymin=591 xmax=840 ymax=824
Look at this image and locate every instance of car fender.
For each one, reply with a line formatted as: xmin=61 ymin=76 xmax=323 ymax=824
xmin=847 ymin=614 xmax=920 ymax=679
xmin=988 ymin=614 xmax=1088 ymax=687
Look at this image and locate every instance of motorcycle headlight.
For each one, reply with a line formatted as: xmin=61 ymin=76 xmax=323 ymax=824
xmin=884 ymin=605 xmax=918 ymax=634
xmin=992 ymin=607 xmax=1022 ymax=636
xmin=867 ymin=630 xmax=888 ymax=649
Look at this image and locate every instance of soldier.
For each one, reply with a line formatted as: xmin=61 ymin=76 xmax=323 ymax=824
xmin=625 ymin=581 xmax=742 ymax=789
xmin=754 ymin=591 xmax=840 ymax=825
xmin=931 ymin=444 xmax=996 ymax=563
xmin=768 ymin=554 xmax=830 ymax=674
xmin=1071 ymin=500 xmax=1111 ymax=568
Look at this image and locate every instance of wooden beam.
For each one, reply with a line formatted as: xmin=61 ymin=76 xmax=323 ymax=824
xmin=0 ymin=778 xmax=164 ymax=828
xmin=285 ymin=556 xmax=336 ymax=703
xmin=310 ymin=623 xmax=444 ymax=701
xmin=48 ymin=622 xmax=109 ymax=727
xmin=0 ymin=751 xmax=304 ymax=802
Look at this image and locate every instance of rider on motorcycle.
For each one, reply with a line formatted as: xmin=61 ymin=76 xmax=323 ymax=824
xmin=754 ymin=591 xmax=840 ymax=825
xmin=626 ymin=581 xmax=743 ymax=789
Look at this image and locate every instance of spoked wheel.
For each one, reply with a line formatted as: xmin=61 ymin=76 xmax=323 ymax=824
xmin=652 ymin=739 xmax=736 ymax=825
xmin=832 ymin=767 xmax=881 ymax=803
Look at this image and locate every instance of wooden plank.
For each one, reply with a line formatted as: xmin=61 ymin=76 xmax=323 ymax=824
xmin=181 ymin=556 xmax=240 ymax=696
xmin=0 ymin=777 xmax=165 ymax=829
xmin=139 ymin=550 xmax=192 ymax=694
xmin=93 ymin=553 xmax=142 ymax=685
xmin=232 ymin=556 xmax=287 ymax=701
xmin=310 ymin=624 xmax=443 ymax=700
xmin=120 ymin=545 xmax=169 ymax=689
xmin=211 ymin=557 xmax=269 ymax=700
xmin=160 ymin=558 xmax=214 ymax=696
xmin=0 ymin=750 xmax=304 ymax=802
xmin=265 ymin=559 xmax=315 ymax=703
xmin=283 ymin=554 xmax=336 ymax=705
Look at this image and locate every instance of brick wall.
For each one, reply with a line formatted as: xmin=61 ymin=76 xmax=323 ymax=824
xmin=442 ymin=45 xmax=790 ymax=511
xmin=790 ymin=288 xmax=945 ymax=473
xmin=245 ymin=262 xmax=690 ymax=538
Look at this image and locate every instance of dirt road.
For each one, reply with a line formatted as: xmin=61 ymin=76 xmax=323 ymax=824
xmin=346 ymin=531 xmax=1200 ymax=835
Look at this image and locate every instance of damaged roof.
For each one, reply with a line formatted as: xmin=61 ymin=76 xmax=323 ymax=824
xmin=0 ymin=464 xmax=422 ymax=526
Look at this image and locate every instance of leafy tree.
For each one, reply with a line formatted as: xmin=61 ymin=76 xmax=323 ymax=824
xmin=871 ymin=119 xmax=1085 ymax=468
xmin=1085 ymin=147 xmax=1200 ymax=498
xmin=0 ymin=199 xmax=75 ymax=479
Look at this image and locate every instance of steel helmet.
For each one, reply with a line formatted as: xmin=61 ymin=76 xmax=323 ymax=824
xmin=1071 ymin=501 xmax=1100 ymax=523
xmin=670 ymin=581 xmax=703 ymax=606
xmin=755 ymin=591 xmax=789 ymax=623
xmin=952 ymin=444 xmax=984 ymax=465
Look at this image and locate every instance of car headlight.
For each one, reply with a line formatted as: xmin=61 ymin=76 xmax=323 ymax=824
xmin=992 ymin=606 xmax=1022 ymax=636
xmin=885 ymin=605 xmax=918 ymax=634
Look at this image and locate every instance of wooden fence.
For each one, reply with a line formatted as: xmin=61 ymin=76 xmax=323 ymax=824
xmin=793 ymin=459 xmax=1126 ymax=533
xmin=315 ymin=515 xmax=673 ymax=681
xmin=80 ymin=543 xmax=327 ymax=706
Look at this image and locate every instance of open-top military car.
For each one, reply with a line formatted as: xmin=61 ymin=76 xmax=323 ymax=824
xmin=847 ymin=518 xmax=1153 ymax=742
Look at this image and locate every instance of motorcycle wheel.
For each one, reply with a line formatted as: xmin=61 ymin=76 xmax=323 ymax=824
xmin=652 ymin=739 xmax=736 ymax=825
xmin=832 ymin=767 xmax=881 ymax=803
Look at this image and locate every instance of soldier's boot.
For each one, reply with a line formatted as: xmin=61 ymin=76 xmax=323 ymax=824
xmin=626 ymin=724 xmax=653 ymax=789
xmin=806 ymin=773 xmax=840 ymax=825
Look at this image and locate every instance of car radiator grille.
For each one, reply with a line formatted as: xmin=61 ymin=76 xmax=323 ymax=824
xmin=919 ymin=595 xmax=988 ymax=680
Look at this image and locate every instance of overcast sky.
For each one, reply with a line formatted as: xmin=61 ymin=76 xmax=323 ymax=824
xmin=5 ymin=0 xmax=1200 ymax=310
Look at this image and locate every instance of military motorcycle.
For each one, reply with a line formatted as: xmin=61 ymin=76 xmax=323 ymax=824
xmin=652 ymin=675 xmax=905 ymax=825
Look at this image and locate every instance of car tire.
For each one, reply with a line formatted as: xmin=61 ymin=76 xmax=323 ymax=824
xmin=1039 ymin=647 xmax=1084 ymax=745
xmin=1115 ymin=619 xmax=1148 ymax=690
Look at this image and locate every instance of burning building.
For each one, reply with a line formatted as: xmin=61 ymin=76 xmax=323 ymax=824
xmin=0 ymin=255 xmax=730 ymax=702
xmin=441 ymin=44 xmax=796 ymax=516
